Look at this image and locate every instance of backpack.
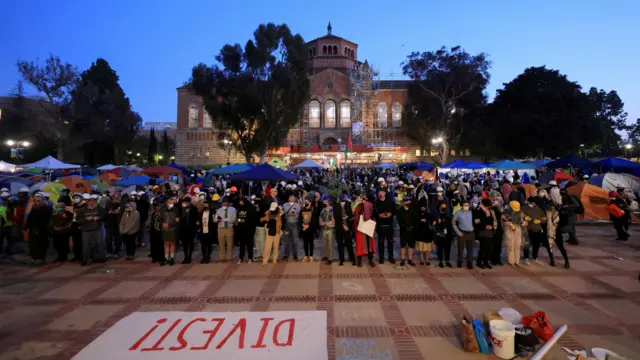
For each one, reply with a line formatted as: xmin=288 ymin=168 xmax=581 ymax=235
xmin=570 ymin=195 xmax=584 ymax=215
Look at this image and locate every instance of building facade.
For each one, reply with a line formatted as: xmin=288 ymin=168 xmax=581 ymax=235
xmin=175 ymin=24 xmax=437 ymax=166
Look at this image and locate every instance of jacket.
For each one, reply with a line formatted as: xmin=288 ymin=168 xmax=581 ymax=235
xmin=119 ymin=205 xmax=140 ymax=235
xmin=472 ymin=207 xmax=495 ymax=238
xmin=263 ymin=209 xmax=283 ymax=235
xmin=51 ymin=209 xmax=73 ymax=234
xmin=334 ymin=200 xmax=353 ymax=231
xmin=522 ymin=203 xmax=546 ymax=232
xmin=396 ymin=205 xmax=417 ymax=232
xmin=76 ymin=205 xmax=104 ymax=232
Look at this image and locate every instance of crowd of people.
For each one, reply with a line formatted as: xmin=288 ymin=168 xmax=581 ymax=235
xmin=0 ymin=166 xmax=634 ymax=269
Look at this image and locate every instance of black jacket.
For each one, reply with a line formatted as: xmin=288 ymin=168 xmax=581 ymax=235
xmin=179 ymin=204 xmax=198 ymax=234
xmin=396 ymin=205 xmax=417 ymax=232
xmin=333 ymin=200 xmax=353 ymax=231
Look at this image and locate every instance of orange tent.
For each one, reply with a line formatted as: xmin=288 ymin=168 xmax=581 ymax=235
xmin=421 ymin=171 xmax=435 ymax=181
xmin=142 ymin=166 xmax=181 ymax=179
xmin=552 ymin=171 xmax=575 ymax=183
xmin=566 ymin=182 xmax=610 ymax=220
xmin=522 ymin=184 xmax=537 ymax=198
xmin=98 ymin=172 xmax=119 ymax=184
xmin=58 ymin=176 xmax=92 ymax=194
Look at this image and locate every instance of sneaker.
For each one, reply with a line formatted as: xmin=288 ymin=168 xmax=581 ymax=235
xmin=408 ymin=260 xmax=415 ymax=267
xmin=351 ymin=261 xmax=357 ymax=267
xmin=237 ymin=259 xmax=242 ymax=264
xmin=248 ymin=259 xmax=252 ymax=264
xmin=339 ymin=261 xmax=344 ymax=266
xmin=420 ymin=261 xmax=425 ymax=266
xmin=273 ymin=260 xmax=278 ymax=265
xmin=309 ymin=257 xmax=314 ymax=263
xmin=369 ymin=260 xmax=376 ymax=267
xmin=484 ymin=263 xmax=493 ymax=269
xmin=523 ymin=259 xmax=530 ymax=265
xmin=282 ymin=256 xmax=289 ymax=262
xmin=534 ymin=259 xmax=542 ymax=265
xmin=400 ymin=259 xmax=405 ymax=266
xmin=390 ymin=259 xmax=396 ymax=265
xmin=302 ymin=256 xmax=309 ymax=262
xmin=168 ymin=258 xmax=175 ymax=266
xmin=426 ymin=261 xmax=431 ymax=266
xmin=445 ymin=262 xmax=453 ymax=268
xmin=438 ymin=262 xmax=444 ymax=268
xmin=564 ymin=262 xmax=570 ymax=269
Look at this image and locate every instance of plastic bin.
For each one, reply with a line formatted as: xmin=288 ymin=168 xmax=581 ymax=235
xmin=489 ymin=319 xmax=516 ymax=359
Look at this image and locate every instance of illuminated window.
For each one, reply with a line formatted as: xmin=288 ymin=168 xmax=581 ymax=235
xmin=392 ymin=102 xmax=402 ymax=127
xmin=188 ymin=105 xmax=199 ymax=128
xmin=377 ymin=102 xmax=387 ymax=128
xmin=309 ymin=100 xmax=320 ymax=128
xmin=203 ymin=110 xmax=212 ymax=128
xmin=324 ymin=100 xmax=336 ymax=128
xmin=340 ymin=100 xmax=351 ymax=128
xmin=415 ymin=149 xmax=421 ymax=157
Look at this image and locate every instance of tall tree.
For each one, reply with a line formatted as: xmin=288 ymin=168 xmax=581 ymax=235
xmin=147 ymin=127 xmax=158 ymax=165
xmin=160 ymin=129 xmax=170 ymax=163
xmin=17 ymin=54 xmax=78 ymax=160
xmin=191 ymin=23 xmax=309 ymax=163
xmin=402 ymin=46 xmax=490 ymax=164
xmin=587 ymin=87 xmax=628 ymax=154
xmin=487 ymin=66 xmax=600 ymax=158
xmin=71 ymin=58 xmax=141 ymax=165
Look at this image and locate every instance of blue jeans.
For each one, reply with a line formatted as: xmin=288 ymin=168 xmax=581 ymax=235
xmin=283 ymin=224 xmax=299 ymax=259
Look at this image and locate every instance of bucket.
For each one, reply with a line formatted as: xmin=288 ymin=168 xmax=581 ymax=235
xmin=489 ymin=319 xmax=516 ymax=359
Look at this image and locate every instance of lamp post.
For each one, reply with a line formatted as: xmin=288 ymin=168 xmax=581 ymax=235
xmin=624 ymin=143 xmax=633 ymax=160
xmin=5 ymin=139 xmax=31 ymax=161
xmin=222 ymin=139 xmax=232 ymax=164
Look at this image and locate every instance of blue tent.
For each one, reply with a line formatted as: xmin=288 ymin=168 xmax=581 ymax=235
xmin=595 ymin=157 xmax=640 ymax=173
xmin=113 ymin=175 xmax=153 ymax=186
xmin=440 ymin=160 xmax=465 ymax=168
xmin=211 ymin=163 xmax=255 ymax=175
xmin=375 ymin=163 xmax=396 ymax=169
xmin=546 ymin=155 xmax=594 ymax=168
xmin=525 ymin=159 xmax=552 ymax=167
xmin=415 ymin=161 xmax=434 ymax=171
xmin=293 ymin=159 xmax=324 ymax=169
xmin=230 ymin=163 xmax=298 ymax=181
xmin=450 ymin=161 xmax=486 ymax=169
xmin=169 ymin=163 xmax=190 ymax=176
xmin=488 ymin=160 xmax=534 ymax=170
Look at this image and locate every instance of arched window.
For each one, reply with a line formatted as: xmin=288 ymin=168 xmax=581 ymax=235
xmin=188 ymin=105 xmax=199 ymax=128
xmin=203 ymin=110 xmax=213 ymax=128
xmin=309 ymin=49 xmax=313 ymax=57
xmin=324 ymin=100 xmax=336 ymax=128
xmin=323 ymin=46 xmax=327 ymax=55
xmin=391 ymin=102 xmax=402 ymax=127
xmin=309 ymin=100 xmax=320 ymax=128
xmin=328 ymin=46 xmax=332 ymax=55
xmin=312 ymin=47 xmax=316 ymax=56
xmin=344 ymin=47 xmax=348 ymax=56
xmin=340 ymin=100 xmax=351 ymax=128
xmin=377 ymin=102 xmax=387 ymax=128
xmin=332 ymin=45 xmax=338 ymax=55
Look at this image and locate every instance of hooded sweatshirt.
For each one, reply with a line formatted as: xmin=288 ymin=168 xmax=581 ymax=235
xmin=119 ymin=203 xmax=140 ymax=235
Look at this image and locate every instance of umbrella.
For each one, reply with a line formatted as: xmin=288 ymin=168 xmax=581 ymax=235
xmin=97 ymin=164 xmax=118 ymax=171
xmin=88 ymin=178 xmax=110 ymax=192
xmin=113 ymin=175 xmax=153 ymax=186
xmin=211 ymin=164 xmax=255 ymax=175
xmin=43 ymin=183 xmax=67 ymax=203
xmin=58 ymin=176 xmax=92 ymax=193
xmin=488 ymin=160 xmax=534 ymax=170
xmin=230 ymin=163 xmax=298 ymax=181
xmin=292 ymin=160 xmax=324 ymax=169
xmin=142 ymin=166 xmax=181 ymax=178
xmin=267 ymin=158 xmax=287 ymax=168
xmin=98 ymin=172 xmax=119 ymax=185
xmin=10 ymin=182 xmax=29 ymax=195
xmin=30 ymin=182 xmax=52 ymax=193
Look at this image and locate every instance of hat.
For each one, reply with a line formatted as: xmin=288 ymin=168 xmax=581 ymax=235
xmin=221 ymin=196 xmax=230 ymax=203
xmin=19 ymin=187 xmax=29 ymax=193
xmin=509 ymin=200 xmax=521 ymax=212
xmin=40 ymin=192 xmax=50 ymax=198
xmin=377 ymin=177 xmax=384 ymax=183
xmin=280 ymin=181 xmax=286 ymax=186
xmin=398 ymin=181 xmax=404 ymax=185
xmin=250 ymin=195 xmax=256 ymax=199
xmin=138 ymin=191 xmax=145 ymax=196
xmin=269 ymin=202 xmax=278 ymax=211
xmin=193 ymin=188 xmax=200 ymax=194
xmin=285 ymin=184 xmax=292 ymax=189
xmin=82 ymin=193 xmax=91 ymax=200
xmin=130 ymin=191 xmax=137 ymax=195
xmin=548 ymin=180 xmax=558 ymax=186
xmin=609 ymin=191 xmax=617 ymax=199
xmin=408 ymin=184 xmax=415 ymax=189
xmin=616 ymin=183 xmax=625 ymax=189
xmin=298 ymin=180 xmax=303 ymax=185
xmin=0 ymin=188 xmax=9 ymax=192
xmin=0 ymin=192 xmax=9 ymax=197
xmin=291 ymin=184 xmax=297 ymax=189
xmin=212 ymin=194 xmax=220 ymax=201
xmin=230 ymin=186 xmax=237 ymax=192
xmin=583 ymin=175 xmax=589 ymax=179
xmin=436 ymin=187 xmax=444 ymax=192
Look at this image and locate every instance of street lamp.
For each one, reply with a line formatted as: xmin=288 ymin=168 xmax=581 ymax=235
xmin=624 ymin=143 xmax=634 ymax=159
xmin=5 ymin=139 xmax=31 ymax=160
xmin=136 ymin=153 xmax=141 ymax=157
xmin=158 ymin=155 xmax=163 ymax=160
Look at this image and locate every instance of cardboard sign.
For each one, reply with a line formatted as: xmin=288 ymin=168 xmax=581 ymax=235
xmin=73 ymin=311 xmax=328 ymax=360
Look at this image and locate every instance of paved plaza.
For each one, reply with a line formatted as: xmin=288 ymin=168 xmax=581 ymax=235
xmin=1 ymin=226 xmax=640 ymax=359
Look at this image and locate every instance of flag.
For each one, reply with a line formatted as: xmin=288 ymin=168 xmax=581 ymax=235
xmin=345 ymin=131 xmax=352 ymax=163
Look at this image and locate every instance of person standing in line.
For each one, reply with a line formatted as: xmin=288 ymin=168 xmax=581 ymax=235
xmin=453 ymin=199 xmax=476 ymax=269
xmin=179 ymin=197 xmax=198 ymax=264
xmin=300 ymin=198 xmax=315 ymax=262
xmin=254 ymin=194 xmax=269 ymax=262
xmin=472 ymin=198 xmax=495 ymax=269
xmin=282 ymin=194 xmax=301 ymax=262
xmin=76 ymin=195 xmax=104 ymax=266
xmin=334 ymin=194 xmax=356 ymax=267
xmin=502 ymin=200 xmax=526 ymax=267
xmin=197 ymin=202 xmax=215 ymax=263
xmin=136 ymin=191 xmax=149 ymax=248
xmin=0 ymin=191 xmax=15 ymax=254
xmin=396 ymin=195 xmax=417 ymax=267
xmin=147 ymin=199 xmax=164 ymax=264
xmin=375 ymin=188 xmax=396 ymax=265
xmin=489 ymin=197 xmax=504 ymax=266
xmin=236 ymin=196 xmax=256 ymax=264
xmin=523 ymin=197 xmax=552 ymax=265
xmin=610 ymin=189 xmax=631 ymax=241
xmin=69 ymin=194 xmax=86 ymax=262
xmin=103 ymin=192 xmax=122 ymax=260
xmin=214 ymin=197 xmax=236 ymax=262
xmin=51 ymin=202 xmax=73 ymax=262
xmin=319 ymin=196 xmax=335 ymax=265
xmin=432 ymin=201 xmax=452 ymax=268
xmin=24 ymin=194 xmax=52 ymax=265
xmin=161 ymin=197 xmax=180 ymax=265
xmin=119 ymin=202 xmax=140 ymax=261
xmin=353 ymin=192 xmax=376 ymax=268
xmin=262 ymin=202 xmax=283 ymax=265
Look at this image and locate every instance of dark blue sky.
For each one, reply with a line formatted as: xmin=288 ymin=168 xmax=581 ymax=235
xmin=2 ymin=0 xmax=639 ymax=128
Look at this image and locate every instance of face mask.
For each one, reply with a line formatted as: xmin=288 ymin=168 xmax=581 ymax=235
xmin=73 ymin=198 xmax=80 ymax=204
xmin=131 ymin=196 xmax=136 ymax=200
xmin=250 ymin=200 xmax=255 ymax=204
xmin=340 ymin=201 xmax=345 ymax=206
xmin=538 ymin=193 xmax=544 ymax=198
xmin=223 ymin=205 xmax=228 ymax=210
xmin=289 ymin=201 xmax=294 ymax=205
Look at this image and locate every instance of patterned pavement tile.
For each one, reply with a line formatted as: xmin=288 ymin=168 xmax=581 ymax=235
xmin=269 ymin=302 xmax=318 ymax=311
xmin=598 ymin=258 xmax=640 ymax=271
xmin=183 ymin=263 xmax=230 ymax=276
xmin=39 ymin=281 xmax=106 ymax=300
xmin=275 ymin=279 xmax=319 ymax=296
xmin=132 ymin=263 xmax=182 ymax=277
xmin=46 ymin=304 xmax=125 ymax=330
xmin=567 ymin=259 xmax=613 ymax=272
xmin=491 ymin=276 xmax=551 ymax=294
xmin=397 ymin=302 xmax=456 ymax=326
xmin=438 ymin=277 xmax=492 ymax=294
xmin=460 ymin=300 xmax=512 ymax=320
xmin=334 ymin=302 xmax=386 ymax=326
xmin=0 ymin=306 xmax=61 ymax=340
xmin=200 ymin=302 xmax=255 ymax=312
xmin=137 ymin=303 xmax=190 ymax=312
xmin=153 ymin=280 xmax=209 ymax=297
xmin=585 ymin=299 xmax=640 ymax=323
xmin=0 ymin=341 xmax=70 ymax=360
xmin=0 ymin=281 xmax=54 ymax=301
xmin=335 ymin=338 xmax=399 ymax=360
xmin=33 ymin=265 xmax=87 ymax=279
xmin=542 ymin=276 xmax=611 ymax=294
xmin=521 ymin=300 xmax=601 ymax=325
xmin=97 ymin=280 xmax=159 ymax=299
xmin=594 ymin=275 xmax=640 ymax=292
xmin=332 ymin=278 xmax=376 ymax=295
xmin=282 ymin=262 xmax=320 ymax=275
xmin=415 ymin=337 xmax=483 ymax=359
xmin=215 ymin=279 xmax=266 ymax=297
xmin=573 ymin=335 xmax=640 ymax=359
xmin=386 ymin=278 xmax=435 ymax=295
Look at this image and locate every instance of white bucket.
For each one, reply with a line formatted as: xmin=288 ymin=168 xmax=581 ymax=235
xmin=489 ymin=319 xmax=516 ymax=359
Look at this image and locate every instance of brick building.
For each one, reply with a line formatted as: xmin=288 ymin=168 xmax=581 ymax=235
xmin=175 ymin=24 xmax=432 ymax=166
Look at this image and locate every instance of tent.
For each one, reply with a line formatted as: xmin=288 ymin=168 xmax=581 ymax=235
xmin=488 ymin=160 xmax=534 ymax=170
xmin=97 ymin=164 xmax=118 ymax=171
xmin=42 ymin=183 xmax=67 ymax=203
xmin=230 ymin=163 xmax=298 ymax=181
xmin=566 ymin=183 xmax=611 ymax=220
xmin=267 ymin=158 xmax=287 ymax=168
xmin=525 ymin=159 xmax=552 ymax=167
xmin=109 ymin=167 xmax=134 ymax=177
xmin=88 ymin=178 xmax=110 ymax=192
xmin=30 ymin=182 xmax=52 ymax=193
xmin=98 ymin=172 xmax=119 ymax=184
xmin=169 ymin=163 xmax=190 ymax=176
xmin=440 ymin=160 xmax=465 ymax=168
xmin=375 ymin=163 xmax=396 ymax=169
xmin=415 ymin=161 xmax=433 ymax=171
xmin=113 ymin=175 xmax=153 ymax=186
xmin=453 ymin=161 xmax=486 ymax=170
xmin=58 ymin=176 xmax=91 ymax=193
xmin=0 ymin=161 xmax=17 ymax=172
xmin=211 ymin=164 xmax=255 ymax=175
xmin=142 ymin=166 xmax=181 ymax=178
xmin=595 ymin=157 xmax=640 ymax=173
xmin=589 ymin=173 xmax=640 ymax=195
xmin=22 ymin=156 xmax=81 ymax=170
xmin=538 ymin=171 xmax=576 ymax=184
xmin=293 ymin=159 xmax=324 ymax=169
xmin=545 ymin=155 xmax=594 ymax=168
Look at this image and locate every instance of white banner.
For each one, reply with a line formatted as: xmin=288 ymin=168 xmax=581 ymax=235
xmin=72 ymin=311 xmax=328 ymax=360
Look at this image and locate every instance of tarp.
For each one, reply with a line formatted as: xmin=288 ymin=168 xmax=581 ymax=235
xmin=230 ymin=163 xmax=298 ymax=181
xmin=590 ymin=173 xmax=640 ymax=196
xmin=142 ymin=166 xmax=181 ymax=178
xmin=596 ymin=157 xmax=640 ymax=172
xmin=113 ymin=175 xmax=153 ymax=186
xmin=566 ymin=183 xmax=611 ymax=220
xmin=375 ymin=163 xmax=396 ymax=168
xmin=538 ymin=171 xmax=576 ymax=184
xmin=293 ymin=159 xmax=324 ymax=169
xmin=488 ymin=160 xmax=535 ymax=170
xmin=211 ymin=163 xmax=255 ymax=174
xmin=546 ymin=155 xmax=595 ymax=168
xmin=109 ymin=167 xmax=134 ymax=177
xmin=401 ymin=161 xmax=433 ymax=171
xmin=440 ymin=160 xmax=465 ymax=168
xmin=169 ymin=163 xmax=190 ymax=176
xmin=30 ymin=182 xmax=52 ymax=193
xmin=525 ymin=159 xmax=552 ymax=167
xmin=268 ymin=158 xmax=287 ymax=168
xmin=0 ymin=161 xmax=17 ymax=172
xmin=22 ymin=156 xmax=81 ymax=170
xmin=58 ymin=176 xmax=91 ymax=193
xmin=454 ymin=161 xmax=486 ymax=170
xmin=97 ymin=164 xmax=118 ymax=171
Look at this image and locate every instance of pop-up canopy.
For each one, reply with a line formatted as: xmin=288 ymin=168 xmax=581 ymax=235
xmin=22 ymin=156 xmax=81 ymax=170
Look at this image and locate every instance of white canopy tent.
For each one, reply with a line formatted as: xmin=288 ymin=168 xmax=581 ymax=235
xmin=292 ymin=159 xmax=324 ymax=169
xmin=22 ymin=156 xmax=81 ymax=170
xmin=0 ymin=160 xmax=18 ymax=172
xmin=97 ymin=164 xmax=118 ymax=171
